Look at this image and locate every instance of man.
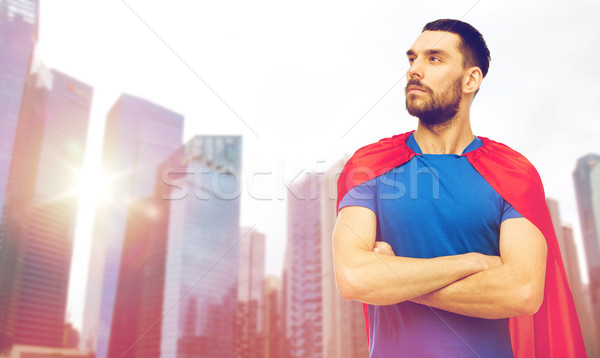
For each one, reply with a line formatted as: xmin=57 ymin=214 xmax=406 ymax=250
xmin=332 ymin=19 xmax=585 ymax=357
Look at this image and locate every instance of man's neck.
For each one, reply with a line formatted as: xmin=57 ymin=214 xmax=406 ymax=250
xmin=413 ymin=115 xmax=474 ymax=155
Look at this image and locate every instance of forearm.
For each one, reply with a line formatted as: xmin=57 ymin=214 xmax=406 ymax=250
xmin=410 ymin=219 xmax=548 ymax=319
xmin=410 ymin=264 xmax=538 ymax=319
xmin=338 ymin=250 xmax=488 ymax=306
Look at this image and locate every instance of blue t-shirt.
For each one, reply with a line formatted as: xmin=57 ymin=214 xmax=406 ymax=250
xmin=338 ymin=133 xmax=522 ymax=358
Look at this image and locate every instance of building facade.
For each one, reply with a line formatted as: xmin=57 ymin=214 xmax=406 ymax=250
xmin=284 ymin=172 xmax=324 ymax=358
xmin=106 ymin=197 xmax=161 ymax=358
xmin=563 ymin=225 xmax=598 ymax=357
xmin=236 ymin=227 xmax=266 ymax=358
xmin=546 ymin=197 xmax=597 ymax=356
xmin=573 ymin=154 xmax=600 ymax=350
xmin=81 ymin=94 xmax=183 ymax=357
xmin=0 ymin=66 xmax=92 ymax=350
xmin=158 ymin=135 xmax=242 ymax=358
xmin=321 ymin=159 xmax=369 ymax=358
xmin=0 ymin=0 xmax=38 ymax=224
xmin=264 ymin=275 xmax=284 ymax=358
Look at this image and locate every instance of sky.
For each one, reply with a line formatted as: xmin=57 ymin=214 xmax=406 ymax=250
xmin=35 ymin=0 xmax=600 ymax=330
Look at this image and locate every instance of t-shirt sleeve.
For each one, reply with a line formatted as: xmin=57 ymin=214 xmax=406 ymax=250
xmin=501 ymin=200 xmax=522 ymax=222
xmin=338 ymin=178 xmax=377 ymax=215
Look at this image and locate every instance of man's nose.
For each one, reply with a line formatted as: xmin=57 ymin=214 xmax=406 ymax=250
xmin=408 ymin=59 xmax=424 ymax=79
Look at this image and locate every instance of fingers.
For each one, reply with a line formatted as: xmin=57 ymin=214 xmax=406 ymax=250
xmin=373 ymin=241 xmax=395 ymax=256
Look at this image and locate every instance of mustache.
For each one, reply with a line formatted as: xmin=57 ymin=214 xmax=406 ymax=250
xmin=405 ymin=79 xmax=432 ymax=94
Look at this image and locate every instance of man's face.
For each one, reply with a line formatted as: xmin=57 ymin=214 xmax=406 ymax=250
xmin=405 ymin=31 xmax=466 ymax=127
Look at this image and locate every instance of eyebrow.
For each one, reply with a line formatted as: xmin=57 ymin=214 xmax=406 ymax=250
xmin=406 ymin=49 xmax=451 ymax=57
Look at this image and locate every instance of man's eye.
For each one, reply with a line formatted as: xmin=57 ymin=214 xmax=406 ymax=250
xmin=430 ymin=56 xmax=440 ymax=62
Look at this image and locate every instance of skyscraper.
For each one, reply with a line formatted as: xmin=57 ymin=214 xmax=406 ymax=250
xmin=573 ymin=153 xmax=600 ymax=348
xmin=0 ymin=0 xmax=38 ymax=225
xmin=545 ymin=197 xmax=597 ymax=356
xmin=563 ymin=225 xmax=598 ymax=357
xmin=592 ymin=163 xmax=600 ymax=248
xmin=134 ymin=193 xmax=171 ymax=358
xmin=81 ymin=94 xmax=183 ymax=358
xmin=0 ymin=66 xmax=92 ymax=350
xmin=106 ymin=197 xmax=160 ymax=358
xmin=264 ymin=275 xmax=284 ymax=358
xmin=284 ymin=172 xmax=324 ymax=358
xmin=546 ymin=198 xmax=572 ymax=283
xmin=321 ymin=159 xmax=369 ymax=358
xmin=559 ymin=225 xmax=582 ymax=291
xmin=236 ymin=227 xmax=266 ymax=358
xmin=158 ymin=135 xmax=242 ymax=358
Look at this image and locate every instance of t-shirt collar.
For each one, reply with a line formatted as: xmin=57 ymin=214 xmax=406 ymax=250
xmin=407 ymin=132 xmax=483 ymax=155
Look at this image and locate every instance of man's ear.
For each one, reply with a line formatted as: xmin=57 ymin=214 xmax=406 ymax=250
xmin=464 ymin=67 xmax=483 ymax=95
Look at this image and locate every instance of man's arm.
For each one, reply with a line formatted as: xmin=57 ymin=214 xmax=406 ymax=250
xmin=333 ymin=206 xmax=501 ymax=305
xmin=407 ymin=217 xmax=547 ymax=319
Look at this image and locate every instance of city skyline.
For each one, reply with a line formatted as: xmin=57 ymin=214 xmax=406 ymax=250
xmin=2 ymin=0 xmax=597 ymax=343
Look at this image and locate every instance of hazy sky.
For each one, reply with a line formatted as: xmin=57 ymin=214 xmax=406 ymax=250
xmin=36 ymin=0 xmax=600 ymax=329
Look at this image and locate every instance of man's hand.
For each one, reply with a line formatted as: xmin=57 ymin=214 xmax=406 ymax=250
xmin=373 ymin=241 xmax=395 ymax=256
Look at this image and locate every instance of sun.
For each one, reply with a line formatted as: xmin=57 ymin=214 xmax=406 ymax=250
xmin=76 ymin=168 xmax=112 ymax=204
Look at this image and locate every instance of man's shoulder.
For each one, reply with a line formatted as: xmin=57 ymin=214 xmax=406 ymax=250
xmin=467 ymin=136 xmax=544 ymax=197
xmin=347 ymin=131 xmax=414 ymax=163
xmin=337 ymin=131 xmax=416 ymax=209
xmin=474 ymin=136 xmax=539 ymax=175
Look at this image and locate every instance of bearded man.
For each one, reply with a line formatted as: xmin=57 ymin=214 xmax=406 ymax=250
xmin=332 ymin=19 xmax=585 ymax=357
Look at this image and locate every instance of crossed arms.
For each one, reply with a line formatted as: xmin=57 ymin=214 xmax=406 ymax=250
xmin=332 ymin=206 xmax=548 ymax=319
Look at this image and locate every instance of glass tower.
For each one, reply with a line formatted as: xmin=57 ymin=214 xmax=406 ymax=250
xmin=0 ymin=0 xmax=38 ymax=224
xmin=106 ymin=196 xmax=161 ymax=358
xmin=81 ymin=94 xmax=183 ymax=358
xmin=573 ymin=153 xmax=600 ymax=352
xmin=0 ymin=66 xmax=92 ymax=350
xmin=236 ymin=227 xmax=266 ymax=358
xmin=321 ymin=159 xmax=370 ymax=358
xmin=284 ymin=172 xmax=324 ymax=358
xmin=159 ymin=135 xmax=242 ymax=358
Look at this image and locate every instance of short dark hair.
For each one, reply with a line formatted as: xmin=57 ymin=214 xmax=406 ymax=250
xmin=423 ymin=19 xmax=490 ymax=78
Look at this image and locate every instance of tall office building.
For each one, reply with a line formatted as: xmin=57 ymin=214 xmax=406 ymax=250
xmin=546 ymin=198 xmax=597 ymax=356
xmin=106 ymin=197 xmax=160 ymax=358
xmin=546 ymin=198 xmax=574 ymax=284
xmin=236 ymin=227 xmax=266 ymax=358
xmin=159 ymin=135 xmax=242 ymax=358
xmin=110 ymin=185 xmax=176 ymax=358
xmin=264 ymin=275 xmax=284 ymax=358
xmin=592 ymin=163 xmax=600 ymax=250
xmin=573 ymin=153 xmax=600 ymax=348
xmin=284 ymin=172 xmax=324 ymax=358
xmin=81 ymin=94 xmax=183 ymax=358
xmin=0 ymin=66 xmax=92 ymax=350
xmin=321 ymin=159 xmax=369 ymax=358
xmin=563 ymin=225 xmax=598 ymax=357
xmin=133 ymin=193 xmax=171 ymax=358
xmin=0 ymin=0 xmax=38 ymax=225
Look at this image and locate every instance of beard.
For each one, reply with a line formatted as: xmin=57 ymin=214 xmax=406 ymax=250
xmin=405 ymin=76 xmax=463 ymax=129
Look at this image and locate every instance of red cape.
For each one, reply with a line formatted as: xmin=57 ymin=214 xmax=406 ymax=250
xmin=336 ymin=131 xmax=586 ymax=358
